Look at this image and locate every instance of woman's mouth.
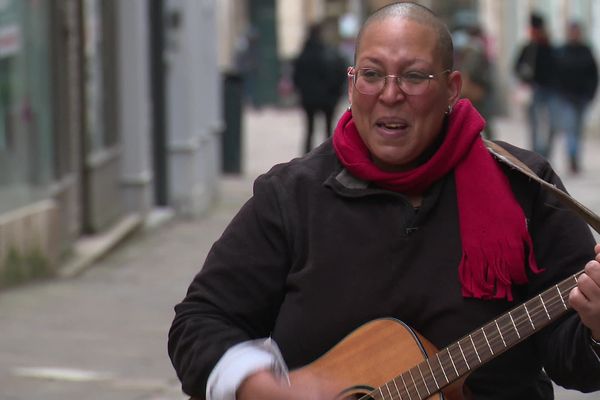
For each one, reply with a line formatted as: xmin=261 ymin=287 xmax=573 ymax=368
xmin=375 ymin=119 xmax=409 ymax=136
xmin=378 ymin=122 xmax=403 ymax=129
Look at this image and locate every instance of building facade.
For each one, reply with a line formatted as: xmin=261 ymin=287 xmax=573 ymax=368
xmin=0 ymin=0 xmax=222 ymax=288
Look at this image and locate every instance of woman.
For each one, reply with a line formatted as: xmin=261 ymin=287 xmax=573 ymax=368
xmin=169 ymin=3 xmax=600 ymax=399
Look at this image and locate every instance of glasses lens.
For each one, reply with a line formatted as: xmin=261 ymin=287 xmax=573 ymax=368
xmin=400 ymin=79 xmax=430 ymax=96
xmin=354 ymin=70 xmax=432 ymax=96
xmin=355 ymin=74 xmax=382 ymax=95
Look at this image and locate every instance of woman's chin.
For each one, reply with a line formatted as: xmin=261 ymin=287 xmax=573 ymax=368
xmin=372 ymin=153 xmax=415 ymax=172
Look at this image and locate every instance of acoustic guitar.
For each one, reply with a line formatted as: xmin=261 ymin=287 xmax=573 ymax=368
xmin=288 ymin=270 xmax=583 ymax=400
xmin=192 ymin=269 xmax=581 ymax=400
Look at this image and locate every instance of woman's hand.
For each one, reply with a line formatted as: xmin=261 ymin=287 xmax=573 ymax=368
xmin=237 ymin=369 xmax=339 ymax=400
xmin=569 ymin=244 xmax=600 ymax=340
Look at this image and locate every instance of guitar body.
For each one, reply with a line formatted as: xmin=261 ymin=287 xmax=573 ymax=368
xmin=292 ymin=318 xmax=468 ymax=399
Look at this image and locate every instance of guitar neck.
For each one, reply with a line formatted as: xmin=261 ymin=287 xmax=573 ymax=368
xmin=370 ymin=271 xmax=583 ymax=400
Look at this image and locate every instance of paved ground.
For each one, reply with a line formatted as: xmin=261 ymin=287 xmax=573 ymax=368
xmin=0 ymin=105 xmax=599 ymax=399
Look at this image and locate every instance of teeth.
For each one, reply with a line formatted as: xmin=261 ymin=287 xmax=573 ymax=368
xmin=385 ymin=123 xmax=401 ymax=129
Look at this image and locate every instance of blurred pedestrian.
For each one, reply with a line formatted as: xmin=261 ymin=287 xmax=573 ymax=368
xmin=292 ymin=23 xmax=347 ymax=154
xmin=234 ymin=26 xmax=260 ymax=108
xmin=514 ymin=13 xmax=560 ymax=158
xmin=555 ymin=21 xmax=599 ymax=174
xmin=455 ymin=24 xmax=496 ymax=139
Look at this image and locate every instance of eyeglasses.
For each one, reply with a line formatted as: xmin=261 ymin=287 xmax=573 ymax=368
xmin=348 ymin=67 xmax=451 ymax=96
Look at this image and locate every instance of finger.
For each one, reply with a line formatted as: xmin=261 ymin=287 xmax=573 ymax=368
xmin=569 ymin=286 xmax=589 ymax=311
xmin=577 ymin=272 xmax=600 ymax=303
xmin=584 ymin=260 xmax=600 ymax=287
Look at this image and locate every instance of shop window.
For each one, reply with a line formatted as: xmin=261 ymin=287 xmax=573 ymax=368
xmin=0 ymin=0 xmax=53 ymax=215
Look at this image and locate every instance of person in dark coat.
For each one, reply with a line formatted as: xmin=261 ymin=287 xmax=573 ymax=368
xmin=514 ymin=13 xmax=561 ymax=158
xmin=292 ymin=23 xmax=347 ymax=154
xmin=169 ymin=3 xmax=600 ymax=400
xmin=555 ymin=21 xmax=599 ymax=174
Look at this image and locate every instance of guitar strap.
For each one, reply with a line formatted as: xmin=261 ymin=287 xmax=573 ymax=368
xmin=484 ymin=139 xmax=600 ymax=235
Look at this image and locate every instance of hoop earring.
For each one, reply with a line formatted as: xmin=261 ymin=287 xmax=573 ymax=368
xmin=347 ymin=104 xmax=352 ymax=112
xmin=445 ymin=105 xmax=452 ymax=115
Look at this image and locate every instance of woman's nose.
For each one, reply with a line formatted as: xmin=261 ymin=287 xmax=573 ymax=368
xmin=379 ymin=77 xmax=407 ymax=103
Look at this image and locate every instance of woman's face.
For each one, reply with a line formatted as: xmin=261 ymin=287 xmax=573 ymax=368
xmin=348 ymin=17 xmax=461 ymax=171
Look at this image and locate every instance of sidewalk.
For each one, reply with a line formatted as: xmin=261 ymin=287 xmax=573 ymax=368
xmin=0 ymin=106 xmax=598 ymax=400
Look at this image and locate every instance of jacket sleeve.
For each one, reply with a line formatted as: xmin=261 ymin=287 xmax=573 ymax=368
xmin=524 ymin=160 xmax=600 ymax=392
xmin=168 ymin=173 xmax=291 ymax=398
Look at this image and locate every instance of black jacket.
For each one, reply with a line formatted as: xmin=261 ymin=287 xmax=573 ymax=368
xmin=292 ymin=40 xmax=347 ymax=109
xmin=556 ymin=43 xmax=599 ymax=105
xmin=169 ymin=140 xmax=600 ymax=399
xmin=514 ymin=42 xmax=558 ymax=89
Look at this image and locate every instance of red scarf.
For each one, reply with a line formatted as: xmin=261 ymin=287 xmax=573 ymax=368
xmin=332 ymin=99 xmax=540 ymax=300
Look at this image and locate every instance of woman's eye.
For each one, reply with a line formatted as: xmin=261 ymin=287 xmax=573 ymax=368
xmin=403 ymin=72 xmax=428 ymax=83
xmin=361 ymin=69 xmax=383 ymax=79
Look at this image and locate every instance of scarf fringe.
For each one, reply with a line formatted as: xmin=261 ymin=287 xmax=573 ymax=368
xmin=459 ymin=234 xmax=542 ymax=301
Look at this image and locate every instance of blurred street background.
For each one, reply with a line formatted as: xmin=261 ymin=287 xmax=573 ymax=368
xmin=1 ymin=0 xmax=600 ymax=399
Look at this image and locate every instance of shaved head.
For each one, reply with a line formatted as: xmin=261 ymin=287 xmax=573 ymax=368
xmin=354 ymin=2 xmax=454 ymax=70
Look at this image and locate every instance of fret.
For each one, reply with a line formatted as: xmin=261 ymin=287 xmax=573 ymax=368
xmin=557 ymin=275 xmax=578 ymax=309
xmin=384 ymin=382 xmax=393 ymax=399
xmin=513 ymin=303 xmax=536 ymax=339
xmin=457 ymin=340 xmax=470 ymax=370
xmin=523 ymin=303 xmax=535 ymax=330
xmin=500 ymin=314 xmax=521 ymax=346
xmin=400 ymin=372 xmax=413 ymax=400
xmin=556 ymin=285 xmax=568 ymax=310
xmin=409 ymin=369 xmax=422 ymax=399
xmin=494 ymin=319 xmax=507 ymax=347
xmin=528 ymin=295 xmax=550 ymax=328
xmin=481 ymin=326 xmax=494 ymax=355
xmin=436 ymin=352 xmax=450 ymax=384
xmin=512 ymin=305 xmax=536 ymax=339
xmin=472 ymin=328 xmax=493 ymax=361
xmin=391 ymin=377 xmax=402 ymax=399
xmin=541 ymin=287 xmax=567 ymax=320
xmin=484 ymin=322 xmax=506 ymax=356
xmin=459 ymin=336 xmax=479 ymax=368
xmin=426 ymin=358 xmax=440 ymax=390
xmin=468 ymin=334 xmax=482 ymax=364
xmin=539 ymin=293 xmax=551 ymax=320
xmin=378 ymin=386 xmax=384 ymax=400
xmin=508 ymin=311 xmax=521 ymax=339
xmin=417 ymin=364 xmax=431 ymax=396
xmin=446 ymin=346 xmax=460 ymax=377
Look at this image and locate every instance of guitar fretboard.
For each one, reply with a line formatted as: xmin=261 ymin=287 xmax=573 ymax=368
xmin=363 ymin=271 xmax=582 ymax=400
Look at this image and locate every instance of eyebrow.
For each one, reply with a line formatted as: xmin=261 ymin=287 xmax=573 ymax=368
xmin=356 ymin=56 xmax=432 ymax=69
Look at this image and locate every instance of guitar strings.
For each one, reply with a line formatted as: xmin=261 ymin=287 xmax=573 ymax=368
xmin=363 ymin=281 xmax=578 ymax=400
xmin=360 ymin=273 xmax=580 ymax=400
xmin=460 ymin=276 xmax=577 ymax=367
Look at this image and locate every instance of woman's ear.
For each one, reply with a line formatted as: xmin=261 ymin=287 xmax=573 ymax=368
xmin=347 ymin=66 xmax=355 ymax=104
xmin=447 ymin=70 xmax=463 ymax=106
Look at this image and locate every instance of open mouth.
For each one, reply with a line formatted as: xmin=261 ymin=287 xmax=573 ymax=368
xmin=377 ymin=122 xmax=405 ymax=129
xmin=376 ymin=119 xmax=409 ymax=132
